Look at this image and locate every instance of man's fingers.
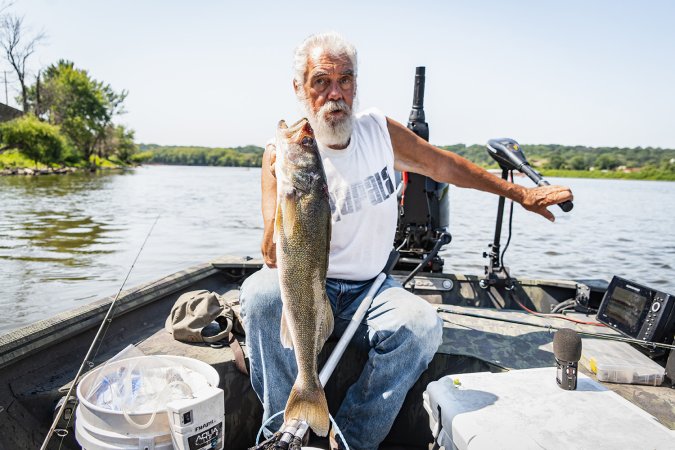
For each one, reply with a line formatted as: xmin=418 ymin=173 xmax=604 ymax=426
xmin=537 ymin=186 xmax=573 ymax=207
xmin=553 ymin=187 xmax=573 ymax=204
xmin=266 ymin=143 xmax=277 ymax=177
xmin=540 ymin=208 xmax=555 ymax=223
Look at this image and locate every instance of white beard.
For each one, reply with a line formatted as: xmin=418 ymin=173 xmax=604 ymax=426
xmin=302 ymin=98 xmax=356 ymax=148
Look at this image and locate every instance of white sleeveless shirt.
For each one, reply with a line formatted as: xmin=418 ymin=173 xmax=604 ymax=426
xmin=316 ymin=108 xmax=398 ymax=281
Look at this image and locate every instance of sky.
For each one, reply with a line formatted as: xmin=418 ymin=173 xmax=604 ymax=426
xmin=6 ymin=0 xmax=675 ymax=149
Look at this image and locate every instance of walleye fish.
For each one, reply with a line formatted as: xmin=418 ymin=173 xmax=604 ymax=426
xmin=275 ymin=118 xmax=333 ymax=437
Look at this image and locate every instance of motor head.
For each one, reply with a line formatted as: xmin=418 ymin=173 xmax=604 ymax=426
xmin=486 ymin=138 xmax=529 ymax=171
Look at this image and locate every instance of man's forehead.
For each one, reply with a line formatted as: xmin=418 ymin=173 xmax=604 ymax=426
xmin=307 ymin=48 xmax=353 ymax=75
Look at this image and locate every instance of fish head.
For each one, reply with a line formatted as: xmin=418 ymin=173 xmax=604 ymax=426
xmin=275 ymin=118 xmax=319 ymax=174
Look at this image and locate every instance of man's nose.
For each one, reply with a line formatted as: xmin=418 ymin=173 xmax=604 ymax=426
xmin=326 ymin=80 xmax=343 ymax=101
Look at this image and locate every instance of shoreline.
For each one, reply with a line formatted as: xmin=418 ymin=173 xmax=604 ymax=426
xmin=0 ymin=165 xmax=134 ymax=176
xmin=2 ymin=164 xmax=673 ymax=182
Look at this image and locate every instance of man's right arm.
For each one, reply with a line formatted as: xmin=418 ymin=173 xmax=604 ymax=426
xmin=261 ymin=143 xmax=277 ymax=267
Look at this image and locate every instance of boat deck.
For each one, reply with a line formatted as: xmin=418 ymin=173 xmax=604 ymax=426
xmin=0 ymin=256 xmax=673 ymax=449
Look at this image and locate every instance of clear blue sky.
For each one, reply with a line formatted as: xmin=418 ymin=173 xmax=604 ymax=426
xmin=8 ymin=0 xmax=675 ymax=148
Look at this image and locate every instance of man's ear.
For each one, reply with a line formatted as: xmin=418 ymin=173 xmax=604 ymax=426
xmin=293 ymin=79 xmax=299 ymax=95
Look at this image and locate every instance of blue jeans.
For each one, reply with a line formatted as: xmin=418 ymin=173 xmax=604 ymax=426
xmin=239 ymin=266 xmax=443 ymax=450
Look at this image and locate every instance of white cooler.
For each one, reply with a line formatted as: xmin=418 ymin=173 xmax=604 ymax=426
xmin=423 ymin=367 xmax=674 ymax=450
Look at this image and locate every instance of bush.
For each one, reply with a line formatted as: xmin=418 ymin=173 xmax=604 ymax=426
xmin=0 ymin=114 xmax=68 ymax=167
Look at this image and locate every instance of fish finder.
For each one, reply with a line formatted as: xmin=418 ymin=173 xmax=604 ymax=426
xmin=596 ymin=276 xmax=675 ymax=346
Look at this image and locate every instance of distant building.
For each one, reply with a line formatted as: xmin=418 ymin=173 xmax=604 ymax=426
xmin=0 ymin=102 xmax=22 ymax=122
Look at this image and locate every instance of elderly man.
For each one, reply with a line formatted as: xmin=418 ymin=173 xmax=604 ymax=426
xmin=240 ymin=32 xmax=573 ymax=449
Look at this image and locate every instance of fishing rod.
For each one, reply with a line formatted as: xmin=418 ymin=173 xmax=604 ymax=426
xmin=40 ymin=214 xmax=160 ymax=450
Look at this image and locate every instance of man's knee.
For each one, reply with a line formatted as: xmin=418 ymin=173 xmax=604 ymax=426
xmin=239 ymin=267 xmax=282 ymax=323
xmin=406 ymin=300 xmax=443 ymax=355
xmin=371 ymin=288 xmax=443 ymax=355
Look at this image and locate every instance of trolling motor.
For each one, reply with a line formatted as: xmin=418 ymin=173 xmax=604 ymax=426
xmin=394 ymin=67 xmax=451 ymax=280
xmin=481 ymin=138 xmax=573 ymax=291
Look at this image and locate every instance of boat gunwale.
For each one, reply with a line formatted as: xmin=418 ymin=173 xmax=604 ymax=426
xmin=0 ymin=261 xmax=219 ymax=369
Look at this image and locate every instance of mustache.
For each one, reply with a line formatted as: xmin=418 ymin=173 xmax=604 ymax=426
xmin=320 ymin=99 xmax=350 ymax=115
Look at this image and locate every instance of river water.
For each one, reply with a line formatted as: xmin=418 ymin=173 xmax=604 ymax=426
xmin=1 ymin=165 xmax=674 ymax=335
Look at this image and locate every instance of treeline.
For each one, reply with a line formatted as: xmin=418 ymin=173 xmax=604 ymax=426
xmin=139 ymin=144 xmax=263 ymax=167
xmin=441 ymin=143 xmax=675 ymax=180
xmin=0 ymin=60 xmax=137 ymax=169
xmin=138 ymin=142 xmax=675 ymax=181
xmin=0 ymin=7 xmax=138 ymax=170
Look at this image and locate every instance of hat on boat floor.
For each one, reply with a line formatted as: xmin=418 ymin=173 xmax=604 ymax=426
xmin=165 ymin=290 xmax=232 ymax=343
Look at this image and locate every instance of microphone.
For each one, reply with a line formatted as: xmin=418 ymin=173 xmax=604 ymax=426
xmin=553 ymin=328 xmax=582 ymax=390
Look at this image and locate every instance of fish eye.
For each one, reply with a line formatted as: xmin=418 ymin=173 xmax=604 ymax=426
xmin=301 ymin=136 xmax=314 ymax=146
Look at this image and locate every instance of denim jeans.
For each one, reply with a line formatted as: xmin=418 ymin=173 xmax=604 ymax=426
xmin=239 ymin=266 xmax=443 ymax=450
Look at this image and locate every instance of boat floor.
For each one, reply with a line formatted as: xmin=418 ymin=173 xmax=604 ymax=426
xmin=1 ymin=257 xmax=673 ymax=449
xmin=95 ymin=294 xmax=675 ymax=447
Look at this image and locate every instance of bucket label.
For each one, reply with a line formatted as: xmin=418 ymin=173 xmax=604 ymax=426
xmin=187 ymin=421 xmax=223 ymax=450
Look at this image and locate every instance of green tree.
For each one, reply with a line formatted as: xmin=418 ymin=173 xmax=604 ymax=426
xmin=105 ymin=125 xmax=137 ymax=163
xmin=27 ymin=60 xmax=127 ymax=165
xmin=594 ymin=153 xmax=622 ymax=170
xmin=568 ymin=155 xmax=588 ymax=170
xmin=546 ymin=154 xmax=565 ymax=170
xmin=0 ymin=114 xmax=67 ymax=167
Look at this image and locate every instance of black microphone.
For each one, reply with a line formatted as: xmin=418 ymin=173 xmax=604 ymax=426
xmin=553 ymin=328 xmax=582 ymax=390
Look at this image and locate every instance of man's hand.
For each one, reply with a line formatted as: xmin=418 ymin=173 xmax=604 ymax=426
xmin=266 ymin=140 xmax=277 ymax=178
xmin=520 ymin=185 xmax=574 ymax=222
xmin=261 ymin=141 xmax=278 ymax=268
xmin=261 ymin=225 xmax=277 ymax=268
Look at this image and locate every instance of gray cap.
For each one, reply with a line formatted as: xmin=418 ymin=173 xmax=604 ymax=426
xmin=165 ymin=290 xmax=231 ymax=343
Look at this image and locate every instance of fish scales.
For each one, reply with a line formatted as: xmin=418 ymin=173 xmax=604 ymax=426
xmin=275 ymin=118 xmax=333 ymax=437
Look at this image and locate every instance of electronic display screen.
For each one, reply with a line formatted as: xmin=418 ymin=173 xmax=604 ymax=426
xmin=604 ymin=286 xmax=648 ymax=333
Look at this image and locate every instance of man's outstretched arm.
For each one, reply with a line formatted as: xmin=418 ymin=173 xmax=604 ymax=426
xmin=387 ymin=118 xmax=573 ymax=222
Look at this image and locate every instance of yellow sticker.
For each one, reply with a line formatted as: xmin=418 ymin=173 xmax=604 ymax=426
xmin=589 ymin=357 xmax=597 ymax=374
xmin=513 ymin=144 xmax=519 ymax=151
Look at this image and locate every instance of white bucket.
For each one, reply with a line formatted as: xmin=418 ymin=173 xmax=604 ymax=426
xmin=75 ymin=355 xmax=220 ymax=450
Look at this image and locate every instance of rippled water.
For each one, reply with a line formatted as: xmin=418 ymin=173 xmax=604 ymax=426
xmin=1 ymin=165 xmax=674 ymax=335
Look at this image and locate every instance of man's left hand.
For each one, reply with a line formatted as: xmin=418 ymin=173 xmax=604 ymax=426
xmin=520 ymin=185 xmax=574 ymax=222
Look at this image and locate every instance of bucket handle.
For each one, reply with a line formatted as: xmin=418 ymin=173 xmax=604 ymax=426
xmin=121 ymin=381 xmax=194 ymax=430
xmin=122 ymin=409 xmax=157 ymax=430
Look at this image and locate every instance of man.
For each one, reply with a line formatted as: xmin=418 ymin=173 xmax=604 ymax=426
xmin=240 ymin=32 xmax=573 ymax=449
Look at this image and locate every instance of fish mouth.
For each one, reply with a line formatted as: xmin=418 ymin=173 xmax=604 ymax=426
xmin=278 ymin=118 xmax=315 ymax=146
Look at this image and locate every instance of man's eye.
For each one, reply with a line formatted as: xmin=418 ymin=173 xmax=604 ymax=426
xmin=340 ymin=77 xmax=353 ymax=85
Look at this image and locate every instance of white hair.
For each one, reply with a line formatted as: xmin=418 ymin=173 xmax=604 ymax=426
xmin=293 ymin=32 xmax=358 ymax=87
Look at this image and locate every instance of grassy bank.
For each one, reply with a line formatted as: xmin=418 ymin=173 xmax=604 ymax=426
xmin=0 ymin=149 xmax=129 ymax=174
xmin=539 ymin=168 xmax=675 ymax=181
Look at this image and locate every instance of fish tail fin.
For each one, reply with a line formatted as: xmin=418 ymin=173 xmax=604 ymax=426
xmin=284 ymin=379 xmax=330 ymax=437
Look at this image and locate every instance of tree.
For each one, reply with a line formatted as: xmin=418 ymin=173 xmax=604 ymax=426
xmin=0 ymin=13 xmax=45 ymax=111
xmin=546 ymin=154 xmax=565 ymax=170
xmin=96 ymin=123 xmax=137 ymax=162
xmin=568 ymin=155 xmax=588 ymax=170
xmin=27 ymin=60 xmax=128 ymax=165
xmin=0 ymin=114 xmax=67 ymax=167
xmin=594 ymin=154 xmax=622 ymax=170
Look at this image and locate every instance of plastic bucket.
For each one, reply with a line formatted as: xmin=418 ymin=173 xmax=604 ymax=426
xmin=75 ymin=355 xmax=219 ymax=450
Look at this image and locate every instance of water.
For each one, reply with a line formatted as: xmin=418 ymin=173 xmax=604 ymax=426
xmin=1 ymin=165 xmax=674 ymax=335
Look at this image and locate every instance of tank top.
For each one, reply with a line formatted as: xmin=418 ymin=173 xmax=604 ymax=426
xmin=317 ymin=108 xmax=397 ymax=281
